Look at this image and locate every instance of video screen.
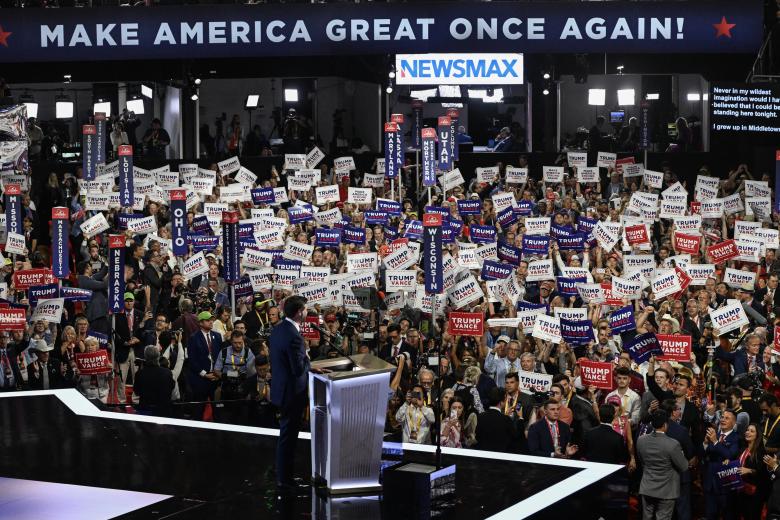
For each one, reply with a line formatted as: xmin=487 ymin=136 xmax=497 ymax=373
xmin=710 ymin=82 xmax=780 ymax=134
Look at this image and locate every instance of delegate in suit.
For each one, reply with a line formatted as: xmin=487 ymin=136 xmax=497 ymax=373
xmin=270 ymin=296 xmax=313 ymax=494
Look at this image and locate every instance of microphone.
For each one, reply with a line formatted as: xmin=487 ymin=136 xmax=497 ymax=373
xmin=311 ymin=323 xmax=358 ymax=370
xmin=311 ymin=324 xmax=332 ymax=336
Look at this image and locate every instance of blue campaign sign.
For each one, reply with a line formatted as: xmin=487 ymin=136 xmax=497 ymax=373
xmin=29 ymin=283 xmax=59 ymax=307
xmin=560 ymin=318 xmax=595 ymax=345
xmin=625 ymin=332 xmax=664 ymax=364
xmin=496 ymin=206 xmax=518 ymax=228
xmin=421 ymin=127 xmax=438 ymax=187
xmin=60 ymin=286 xmax=93 ymax=302
xmin=251 ymin=187 xmax=275 ymax=205
xmin=403 ymin=219 xmax=423 ymax=241
xmin=522 ymin=235 xmax=550 ymax=256
xmin=0 ymin=3 xmax=761 ymax=62
xmin=481 ymin=260 xmax=513 ymax=281
xmin=376 ymin=199 xmax=401 ymax=216
xmin=457 ymin=199 xmax=481 ymax=215
xmin=364 ymin=210 xmax=388 ymax=225
xmin=315 ymin=228 xmax=341 ymax=247
xmin=469 ymin=224 xmax=496 ymax=244
xmin=609 ymin=305 xmax=637 ymax=334
xmin=497 ymin=242 xmax=521 ymax=265
xmin=557 ymin=276 xmax=586 ymax=297
xmin=342 ymin=225 xmax=366 ymax=245
xmin=423 ymin=214 xmax=443 ymax=294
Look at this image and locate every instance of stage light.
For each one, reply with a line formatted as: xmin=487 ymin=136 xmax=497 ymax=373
xmin=441 ymin=103 xmax=463 ymax=108
xmin=410 ymin=89 xmax=436 ymax=102
xmin=646 ymin=93 xmax=660 ymax=100
xmin=703 ymin=93 xmax=709 ymax=101
xmin=245 ymin=95 xmax=260 ymax=108
xmin=616 ymin=65 xmax=625 ymax=74
xmin=63 ymin=74 xmax=72 ymax=84
xmin=543 ymin=72 xmax=550 ymax=80
xmin=588 ymin=89 xmax=606 ymax=106
xmin=386 ymin=86 xmax=393 ymax=94
xmin=438 ymin=85 xmax=461 ymax=98
xmin=190 ymin=92 xmax=199 ymax=101
xmin=687 ymin=93 xmax=701 ymax=101
xmin=194 ymin=78 xmax=202 ymax=86
xmin=542 ymin=88 xmax=550 ymax=96
xmin=388 ymin=71 xmax=396 ymax=79
xmin=141 ymin=84 xmax=153 ymax=98
xmin=56 ymin=97 xmax=73 ymax=119
xmin=617 ymin=89 xmax=635 ymax=106
xmin=19 ymin=94 xmax=37 ymax=119
xmin=284 ymin=88 xmax=299 ymax=102
xmin=126 ymin=98 xmax=144 ymax=115
xmin=93 ymin=101 xmax=111 ymax=117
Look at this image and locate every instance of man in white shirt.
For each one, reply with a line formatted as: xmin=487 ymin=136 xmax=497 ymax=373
xmin=606 ymin=366 xmax=641 ymax=427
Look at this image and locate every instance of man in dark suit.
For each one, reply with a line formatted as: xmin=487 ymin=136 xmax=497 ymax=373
xmin=26 ymin=340 xmax=64 ymax=390
xmin=581 ymin=405 xmax=629 ymax=465
xmin=716 ymin=333 xmax=765 ymax=377
xmin=77 ymin=260 xmax=109 ymax=335
xmin=114 ymin=292 xmax=144 ymax=395
xmin=527 ymin=400 xmax=578 ymax=458
xmin=133 ymin=345 xmax=175 ymax=416
xmin=270 ymin=296 xmax=313 ymax=494
xmin=659 ymin=399 xmax=695 ymax=520
xmin=756 ymin=273 xmax=780 ymax=317
xmin=475 ymin=387 xmax=516 ymax=453
xmin=379 ymin=323 xmax=416 ymax=366
xmin=185 ymin=311 xmax=222 ymax=408
xmin=703 ymin=409 xmax=741 ymax=520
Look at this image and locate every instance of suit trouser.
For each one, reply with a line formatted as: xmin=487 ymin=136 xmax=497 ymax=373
xmin=117 ymin=350 xmax=136 ymax=401
xmin=641 ymin=495 xmax=675 ymax=520
xmin=705 ymin=492 xmax=737 ymax=520
xmin=276 ymin=392 xmax=307 ymax=486
xmin=675 ymin=480 xmax=691 ymax=520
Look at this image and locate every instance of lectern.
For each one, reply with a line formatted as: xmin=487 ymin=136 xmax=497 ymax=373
xmin=309 ymin=353 xmax=395 ymax=494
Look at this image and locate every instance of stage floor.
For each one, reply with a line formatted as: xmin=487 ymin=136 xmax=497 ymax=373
xmin=0 ymin=390 xmax=623 ymax=519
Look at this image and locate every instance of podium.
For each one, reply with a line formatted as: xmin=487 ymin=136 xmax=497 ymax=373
xmin=309 ymin=353 xmax=395 ymax=494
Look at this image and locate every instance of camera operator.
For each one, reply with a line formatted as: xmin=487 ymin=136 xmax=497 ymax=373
xmin=395 ymin=381 xmax=435 ymax=444
xmin=161 ymin=330 xmax=187 ymax=401
xmin=133 ymin=345 xmax=175 ymax=417
xmin=213 ymin=330 xmax=255 ymax=424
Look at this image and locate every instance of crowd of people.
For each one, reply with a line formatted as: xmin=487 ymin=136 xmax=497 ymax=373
xmin=3 ymin=107 xmax=780 ymax=517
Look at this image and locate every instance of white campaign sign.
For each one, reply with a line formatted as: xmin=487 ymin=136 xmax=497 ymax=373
xmin=532 ymin=314 xmax=562 ymax=344
xmin=651 ymin=269 xmax=681 ymax=298
xmin=316 ymin=185 xmax=341 ymax=205
xmin=597 ymin=152 xmax=617 ymax=169
xmin=182 ymin=252 xmax=210 ymax=280
xmin=4 ymin=232 xmax=25 ymax=255
xmin=385 ymin=270 xmax=417 ymax=292
xmin=542 ymin=166 xmax=564 ymax=183
xmin=710 ymin=302 xmax=749 ymax=336
xmin=348 ymin=187 xmax=373 ymax=205
xmin=567 ymin=152 xmax=587 ymax=169
xmin=334 ymin=156 xmax=356 ymax=174
xmin=524 ymin=217 xmax=550 ymax=236
xmin=505 ymin=167 xmax=528 ymax=184
xmin=31 ymin=298 xmax=65 ymax=323
xmin=526 ymin=259 xmax=554 ymax=281
xmin=127 ymin=216 xmax=158 ymax=236
xmin=80 ymin=213 xmax=110 ymax=238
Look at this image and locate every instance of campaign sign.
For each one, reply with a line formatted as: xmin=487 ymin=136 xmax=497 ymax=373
xmin=288 ymin=206 xmax=313 ymax=224
xmin=314 ymin=228 xmax=341 ymax=248
xmin=577 ymin=216 xmax=598 ymax=235
xmin=437 ymin=116 xmax=453 ymax=171
xmin=652 ymin=269 xmax=682 ymax=298
xmin=364 ymin=211 xmax=388 ymax=226
xmin=234 ymin=276 xmax=253 ymax=298
xmin=560 ymin=318 xmax=594 ymax=345
xmin=470 ymin=225 xmax=496 ymax=244
xmin=189 ymin=235 xmax=219 ymax=252
xmin=557 ymin=276 xmax=586 ymax=297
xmin=0 ymin=308 xmax=26 ymax=330
xmin=108 ymin=235 xmax=125 ymax=313
xmin=517 ymin=370 xmax=553 ymax=393
xmin=29 ymin=283 xmax=59 ymax=307
xmin=532 ymin=314 xmax=561 ymax=344
xmin=457 ymin=199 xmax=481 ymax=215
xmin=448 ymin=311 xmax=483 ymax=336
xmin=710 ymin=302 xmax=749 ymax=335
xmin=421 ymin=127 xmax=437 ymax=187
xmin=675 ymin=233 xmax=701 ymax=254
xmin=609 ymin=305 xmax=636 ymax=334
xmin=625 ymin=224 xmax=649 ymax=245
xmin=87 ymin=330 xmax=109 ymax=349
xmin=716 ymin=461 xmax=744 ymax=493
xmin=51 ymin=206 xmax=69 ymax=279
xmin=522 ymin=235 xmax=550 ymax=256
xmin=656 ymin=334 xmax=692 ymax=362
xmin=169 ymin=189 xmax=188 ymax=256
xmin=625 ymin=332 xmax=664 ymax=364
xmin=75 ymin=350 xmax=112 ymax=375
xmin=496 ymin=206 xmax=518 ymax=229
xmin=403 ymin=219 xmax=423 ymax=241
xmin=251 ymin=187 xmax=275 ymax=205
xmin=481 ymin=260 xmax=513 ymax=281
xmin=117 ymin=145 xmax=134 ymax=207
xmin=82 ymin=124 xmax=96 ymax=181
xmin=707 ymin=239 xmax=739 ymax=264
xmin=424 ymin=213 xmax=443 ymax=294
xmin=517 ymin=200 xmax=534 ymax=216
xmin=60 ymin=286 xmax=93 ymax=302
xmin=343 ymin=225 xmax=367 ymax=245
xmin=497 ymin=242 xmax=521 ymax=265
xmin=580 ymin=359 xmax=613 ymax=390
xmin=30 ymin=297 xmax=64 ymax=323
xmin=12 ymin=268 xmax=55 ymax=290
xmin=558 ymin=233 xmax=586 ymax=251
xmin=376 ymin=198 xmax=402 ymax=216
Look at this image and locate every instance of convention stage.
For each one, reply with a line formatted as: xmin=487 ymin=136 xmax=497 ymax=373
xmin=0 ymin=390 xmax=624 ymax=519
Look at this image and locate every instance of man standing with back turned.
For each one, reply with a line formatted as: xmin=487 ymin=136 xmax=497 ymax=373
xmin=270 ymin=296 xmax=313 ymax=496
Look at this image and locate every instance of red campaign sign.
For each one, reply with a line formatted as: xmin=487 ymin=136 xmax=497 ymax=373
xmin=75 ymin=350 xmax=112 ymax=375
xmin=52 ymin=207 xmax=69 ymax=220
xmin=383 ymin=122 xmax=399 ymax=133
xmin=386 ymin=238 xmax=409 ymax=255
xmin=600 ymin=282 xmax=624 ymax=306
xmin=707 ymin=239 xmax=739 ymax=264
xmin=301 ymin=316 xmax=320 ymax=341
xmin=390 ymin=113 xmax=405 ymax=124
xmin=615 ymin=157 xmax=635 ymax=175
xmin=690 ymin=201 xmax=701 ymax=215
xmin=674 ymin=233 xmax=701 ymax=254
xmin=579 ymin=359 xmax=613 ymax=390
xmin=656 ymin=334 xmax=692 ymax=362
xmin=4 ymin=184 xmax=21 ymax=196
xmin=448 ymin=312 xmax=484 ymax=337
xmin=169 ymin=189 xmax=186 ymax=201
xmin=0 ymin=308 xmax=27 ymax=330
xmin=625 ymin=225 xmax=649 ymax=245
xmin=423 ymin=213 xmax=443 ymax=227
xmin=12 ymin=268 xmax=56 ymax=290
xmin=669 ymin=266 xmax=693 ymax=300
xmin=421 ymin=127 xmax=437 ymax=139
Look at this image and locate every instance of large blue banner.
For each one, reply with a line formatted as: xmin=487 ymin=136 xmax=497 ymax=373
xmin=0 ymin=3 xmax=761 ymax=62
xmin=411 ymin=100 xmax=423 ymax=149
xmin=5 ymin=184 xmax=21 ymax=236
xmin=170 ymin=189 xmax=188 ymax=257
xmin=94 ymin=113 xmax=106 ymax=166
xmin=421 ymin=127 xmax=437 ymax=187
xmin=424 ymin=213 xmax=443 ymax=294
xmin=384 ymin=122 xmax=400 ymax=180
xmin=108 ymin=235 xmax=125 ymax=314
xmin=51 ymin=207 xmax=69 ymax=279
xmin=446 ymin=108 xmax=459 ymax=162
xmin=117 ymin=144 xmax=133 ymax=208
xmin=82 ymin=125 xmax=96 ymax=181
xmin=437 ymin=116 xmax=453 ymax=172
xmin=221 ymin=211 xmax=240 ymax=283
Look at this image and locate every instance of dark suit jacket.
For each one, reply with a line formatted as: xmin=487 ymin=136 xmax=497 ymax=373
xmin=134 ymin=364 xmax=175 ymax=413
xmin=114 ymin=309 xmax=144 ymax=363
xmin=379 ymin=340 xmax=416 ymax=366
xmin=142 ymin=264 xmax=164 ymax=315
xmin=77 ymin=266 xmax=108 ymax=323
xmin=186 ymin=329 xmax=223 ymax=398
xmin=681 ymin=317 xmax=703 ymax=346
xmin=270 ymin=319 xmax=310 ymax=409
xmin=703 ymin=430 xmax=741 ymax=493
xmin=26 ymin=359 xmax=65 ymax=390
xmin=569 ymin=394 xmax=599 ymax=444
xmin=527 ymin=418 xmax=572 ymax=457
xmin=716 ymin=347 xmax=765 ymax=376
xmin=476 ymin=408 xmax=516 ymax=453
xmin=581 ymin=423 xmax=629 ymax=464
xmin=665 ymin=420 xmax=694 ymax=483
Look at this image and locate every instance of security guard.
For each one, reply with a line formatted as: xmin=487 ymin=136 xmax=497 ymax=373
xmin=214 ymin=330 xmax=255 ymax=423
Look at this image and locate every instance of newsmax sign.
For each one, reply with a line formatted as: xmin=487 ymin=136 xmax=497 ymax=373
xmin=396 ymin=53 xmax=523 ymax=85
